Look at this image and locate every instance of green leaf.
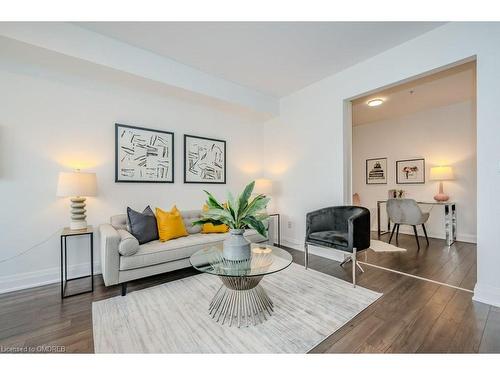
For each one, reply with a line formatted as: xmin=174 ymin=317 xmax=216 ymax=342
xmin=198 ymin=181 xmax=268 ymax=235
xmin=242 ymin=216 xmax=267 ymax=237
xmin=246 ymin=196 xmax=270 ymax=217
xmin=254 ymin=212 xmax=269 ymax=221
xmin=237 ymin=181 xmax=255 ymax=217
xmin=226 ymin=191 xmax=237 ymax=221
xmin=204 ymin=190 xmax=224 ymax=210
xmin=192 ymin=218 xmax=225 ymax=226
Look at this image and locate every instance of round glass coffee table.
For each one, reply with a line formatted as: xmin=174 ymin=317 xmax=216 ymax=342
xmin=190 ymin=243 xmax=292 ymax=328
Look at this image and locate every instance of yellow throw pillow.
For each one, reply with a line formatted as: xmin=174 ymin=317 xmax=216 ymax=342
xmin=156 ymin=206 xmax=189 ymax=242
xmin=201 ymin=204 xmax=229 ymax=234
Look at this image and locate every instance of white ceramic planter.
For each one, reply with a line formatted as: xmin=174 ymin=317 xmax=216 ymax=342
xmin=223 ymin=229 xmax=251 ymax=261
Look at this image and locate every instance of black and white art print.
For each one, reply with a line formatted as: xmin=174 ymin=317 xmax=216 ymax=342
xmin=115 ymin=123 xmax=174 ymax=183
xmin=366 ymin=158 xmax=387 ymax=184
xmin=184 ymin=135 xmax=226 ymax=184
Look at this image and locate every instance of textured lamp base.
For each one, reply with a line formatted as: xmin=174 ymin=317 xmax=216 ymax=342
xmin=209 ymin=276 xmax=274 ymax=328
xmin=70 ymin=196 xmax=88 ymax=230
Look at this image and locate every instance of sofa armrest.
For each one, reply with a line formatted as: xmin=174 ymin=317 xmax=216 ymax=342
xmin=99 ymin=224 xmax=121 ymax=286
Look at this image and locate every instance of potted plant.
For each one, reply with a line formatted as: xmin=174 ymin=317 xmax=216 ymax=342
xmin=193 ymin=181 xmax=270 ymax=261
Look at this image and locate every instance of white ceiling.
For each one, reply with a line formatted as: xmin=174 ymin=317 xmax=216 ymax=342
xmin=76 ymin=22 xmax=444 ymax=97
xmin=352 ymin=61 xmax=476 ymax=126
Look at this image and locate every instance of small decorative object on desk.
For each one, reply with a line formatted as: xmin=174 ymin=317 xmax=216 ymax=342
xmin=193 ymin=181 xmax=270 ymax=261
xmin=388 ymin=189 xmax=405 ymax=199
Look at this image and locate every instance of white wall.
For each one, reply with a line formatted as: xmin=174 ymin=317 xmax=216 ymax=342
xmin=352 ymin=100 xmax=477 ymax=243
xmin=264 ymin=22 xmax=500 ymax=307
xmin=0 ymin=56 xmax=266 ymax=293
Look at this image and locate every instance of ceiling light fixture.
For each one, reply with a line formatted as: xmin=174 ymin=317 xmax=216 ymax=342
xmin=367 ymin=98 xmax=384 ymax=107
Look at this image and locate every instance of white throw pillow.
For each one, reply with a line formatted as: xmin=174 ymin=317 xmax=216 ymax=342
xmin=117 ymin=229 xmax=140 ymax=256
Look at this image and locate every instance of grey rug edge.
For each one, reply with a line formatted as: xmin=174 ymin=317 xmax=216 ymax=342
xmin=305 ymin=291 xmax=382 ymax=353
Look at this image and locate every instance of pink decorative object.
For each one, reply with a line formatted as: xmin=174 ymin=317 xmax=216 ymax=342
xmin=430 ymin=166 xmax=454 ymax=202
xmin=434 ymin=182 xmax=450 ymax=202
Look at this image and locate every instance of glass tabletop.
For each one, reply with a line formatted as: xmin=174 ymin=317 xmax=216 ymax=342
xmin=189 ymin=243 xmax=293 ymax=277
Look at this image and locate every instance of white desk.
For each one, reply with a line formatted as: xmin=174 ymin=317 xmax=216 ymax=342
xmin=377 ymin=200 xmax=457 ymax=246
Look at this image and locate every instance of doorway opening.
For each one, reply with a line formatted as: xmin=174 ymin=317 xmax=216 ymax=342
xmin=347 ymin=60 xmax=477 ymax=291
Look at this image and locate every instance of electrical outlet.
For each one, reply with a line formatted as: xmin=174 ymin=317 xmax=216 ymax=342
xmin=287 ymin=221 xmax=292 ymax=229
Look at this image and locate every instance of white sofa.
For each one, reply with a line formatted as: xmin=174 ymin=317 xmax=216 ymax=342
xmin=99 ymin=210 xmax=269 ymax=295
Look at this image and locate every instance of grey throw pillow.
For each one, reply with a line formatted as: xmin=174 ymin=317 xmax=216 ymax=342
xmin=117 ymin=229 xmax=140 ymax=256
xmin=127 ymin=206 xmax=159 ymax=244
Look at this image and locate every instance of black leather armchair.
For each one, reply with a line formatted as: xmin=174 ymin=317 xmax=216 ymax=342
xmin=305 ymin=206 xmax=370 ymax=287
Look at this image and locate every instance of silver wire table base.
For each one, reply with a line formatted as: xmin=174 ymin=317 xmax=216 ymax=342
xmin=209 ymin=276 xmax=274 ymax=328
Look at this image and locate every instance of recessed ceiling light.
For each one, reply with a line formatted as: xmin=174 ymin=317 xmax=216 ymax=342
xmin=367 ymin=98 xmax=384 ymax=107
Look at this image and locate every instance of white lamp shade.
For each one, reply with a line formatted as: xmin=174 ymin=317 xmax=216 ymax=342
xmin=254 ymin=179 xmax=273 ymax=195
xmin=429 ymin=166 xmax=454 ymax=181
xmin=56 ymin=171 xmax=97 ymax=197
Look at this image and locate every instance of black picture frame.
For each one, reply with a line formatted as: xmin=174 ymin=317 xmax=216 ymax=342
xmin=115 ymin=123 xmax=174 ymax=183
xmin=184 ymin=134 xmax=226 ymax=184
xmin=396 ymin=158 xmax=425 ymax=184
xmin=366 ymin=157 xmax=388 ymax=185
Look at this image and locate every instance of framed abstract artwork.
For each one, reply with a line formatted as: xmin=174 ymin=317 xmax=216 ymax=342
xmin=184 ymin=134 xmax=226 ymax=184
xmin=366 ymin=157 xmax=387 ymax=184
xmin=396 ymin=158 xmax=425 ymax=184
xmin=115 ymin=123 xmax=174 ymax=183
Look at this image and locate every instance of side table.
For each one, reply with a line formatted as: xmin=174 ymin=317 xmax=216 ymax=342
xmin=60 ymin=226 xmax=94 ymax=299
xmin=268 ymin=213 xmax=281 ymax=247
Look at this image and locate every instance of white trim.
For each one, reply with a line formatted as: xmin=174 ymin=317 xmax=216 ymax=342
xmin=473 ymin=283 xmax=500 ymax=308
xmin=358 ymin=261 xmax=473 ymax=293
xmin=0 ymin=262 xmax=101 ymax=295
xmin=374 ymin=226 xmax=477 ymax=244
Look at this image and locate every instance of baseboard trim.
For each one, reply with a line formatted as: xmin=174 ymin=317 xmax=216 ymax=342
xmin=0 ymin=262 xmax=102 ymax=295
xmin=473 ymin=283 xmax=500 ymax=308
xmin=373 ymin=226 xmax=476 ymax=244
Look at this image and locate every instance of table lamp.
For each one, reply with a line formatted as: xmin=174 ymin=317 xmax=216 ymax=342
xmin=429 ymin=166 xmax=454 ymax=202
xmin=57 ymin=169 xmax=97 ymax=230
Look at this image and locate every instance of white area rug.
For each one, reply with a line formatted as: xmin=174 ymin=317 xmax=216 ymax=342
xmin=92 ymin=263 xmax=381 ymax=353
xmin=370 ymin=239 xmax=407 ymax=252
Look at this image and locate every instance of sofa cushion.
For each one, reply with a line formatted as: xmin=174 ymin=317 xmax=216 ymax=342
xmin=156 ymin=206 xmax=189 ymax=242
xmin=308 ymin=230 xmax=349 ymax=248
xmin=117 ymin=229 xmax=140 ymax=256
xmin=119 ymin=229 xmax=266 ymax=271
xmin=127 ymin=206 xmax=159 ymax=244
xmin=201 ymin=204 xmax=229 ymax=233
xmin=182 ymin=210 xmax=202 ymax=234
xmin=120 ymin=233 xmax=226 ymax=270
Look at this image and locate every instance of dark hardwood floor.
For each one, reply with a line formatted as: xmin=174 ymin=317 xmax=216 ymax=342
xmin=1 ymin=233 xmax=499 ymax=353
xmin=363 ymin=231 xmax=476 ymax=289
